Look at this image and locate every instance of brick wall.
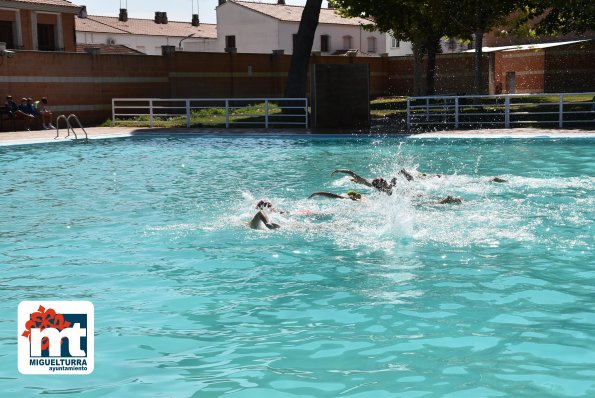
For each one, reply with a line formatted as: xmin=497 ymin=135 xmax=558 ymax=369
xmin=387 ymin=53 xmax=490 ymax=96
xmin=545 ymin=41 xmax=595 ymax=93
xmin=1 ymin=44 xmax=592 ymax=129
xmin=495 ymin=49 xmax=546 ymax=94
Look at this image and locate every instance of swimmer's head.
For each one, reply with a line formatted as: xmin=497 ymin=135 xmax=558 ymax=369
xmin=255 ymin=199 xmax=272 ymax=210
xmin=372 ymin=178 xmax=392 ymax=193
xmin=346 ymin=190 xmax=362 ymax=200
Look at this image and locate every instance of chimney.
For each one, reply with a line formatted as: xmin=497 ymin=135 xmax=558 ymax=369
xmin=162 ymin=12 xmax=168 ymax=24
xmin=78 ymin=5 xmax=88 ymax=18
xmin=118 ymin=8 xmax=128 ymax=22
xmin=278 ymin=0 xmax=286 ymax=4
xmin=192 ymin=14 xmax=200 ymax=27
xmin=155 ymin=11 xmax=161 ymax=24
xmin=218 ymin=0 xmax=226 ymax=5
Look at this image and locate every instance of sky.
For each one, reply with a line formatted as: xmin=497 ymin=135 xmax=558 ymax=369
xmin=78 ymin=0 xmax=329 ymax=24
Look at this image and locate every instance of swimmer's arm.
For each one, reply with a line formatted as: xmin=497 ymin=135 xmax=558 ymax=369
xmin=399 ymin=169 xmax=414 ymax=182
xmin=331 ymin=169 xmax=372 ymax=187
xmin=249 ymin=210 xmax=280 ymax=229
xmin=308 ymin=192 xmax=349 ymax=200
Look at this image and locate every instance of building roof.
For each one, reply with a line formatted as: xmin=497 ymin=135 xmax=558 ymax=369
xmin=230 ymin=1 xmax=373 ymax=26
xmin=464 ymin=39 xmax=591 ymax=53
xmin=0 ymin=0 xmax=81 ymax=12
xmin=76 ymin=15 xmax=217 ymax=39
xmin=76 ymin=43 xmax=144 ymax=55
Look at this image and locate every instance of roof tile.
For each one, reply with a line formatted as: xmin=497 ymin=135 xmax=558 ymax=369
xmin=232 ymin=1 xmax=372 ymax=26
xmin=76 ymin=15 xmax=217 ymax=39
xmin=3 ymin=0 xmax=81 ymax=10
xmin=76 ymin=43 xmax=144 ymax=55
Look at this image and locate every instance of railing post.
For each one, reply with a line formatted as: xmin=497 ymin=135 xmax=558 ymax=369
xmin=559 ymin=94 xmax=564 ymax=128
xmin=225 ymin=99 xmax=230 ymax=128
xmin=111 ymin=98 xmax=115 ymax=127
xmin=304 ymin=98 xmax=309 ymax=128
xmin=186 ymin=100 xmax=191 ymax=128
xmin=504 ymin=96 xmax=510 ymax=128
xmin=265 ymin=100 xmax=269 ymax=128
xmin=149 ymin=99 xmax=154 ymax=128
xmin=454 ymin=97 xmax=459 ymax=129
xmin=406 ymin=97 xmax=411 ymax=131
xmin=425 ymin=98 xmax=429 ymax=122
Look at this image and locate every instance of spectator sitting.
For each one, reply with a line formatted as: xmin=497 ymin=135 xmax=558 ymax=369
xmin=17 ymin=97 xmax=36 ymax=131
xmin=5 ymin=95 xmax=36 ymax=131
xmin=35 ymin=97 xmax=55 ymax=129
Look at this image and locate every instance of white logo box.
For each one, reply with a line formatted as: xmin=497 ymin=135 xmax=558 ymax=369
xmin=18 ymin=301 xmax=94 ymax=375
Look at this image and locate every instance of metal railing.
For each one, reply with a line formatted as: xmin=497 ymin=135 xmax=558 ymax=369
xmin=406 ymin=92 xmax=595 ymax=131
xmin=112 ymin=98 xmax=309 ymax=129
xmin=55 ymin=114 xmax=89 ymax=143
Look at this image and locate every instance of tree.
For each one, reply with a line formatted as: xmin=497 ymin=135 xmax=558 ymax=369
xmin=453 ymin=0 xmax=522 ymax=94
xmin=522 ymin=0 xmax=595 ymax=35
xmin=330 ymin=0 xmax=456 ymax=95
xmin=284 ymin=0 xmax=323 ymax=98
xmin=333 ymin=0 xmax=530 ymax=95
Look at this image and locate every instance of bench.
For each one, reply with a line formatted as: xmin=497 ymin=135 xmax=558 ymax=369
xmin=0 ymin=108 xmax=16 ymax=131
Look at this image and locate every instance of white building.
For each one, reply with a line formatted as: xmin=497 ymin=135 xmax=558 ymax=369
xmin=216 ymin=0 xmax=411 ymax=56
xmin=75 ymin=9 xmax=218 ymax=55
xmin=74 ymin=1 xmax=415 ymax=57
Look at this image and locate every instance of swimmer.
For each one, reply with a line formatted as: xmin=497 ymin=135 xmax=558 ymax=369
xmin=399 ymin=168 xmax=415 ymax=182
xmin=331 ymin=169 xmax=374 ymax=187
xmin=437 ymin=195 xmax=463 ymax=204
xmin=331 ymin=169 xmax=394 ymax=195
xmin=249 ymin=200 xmax=281 ymax=229
xmin=491 ymin=177 xmax=507 ymax=183
xmin=308 ymin=190 xmax=362 ymax=201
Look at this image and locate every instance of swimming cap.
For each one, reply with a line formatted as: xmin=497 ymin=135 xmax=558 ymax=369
xmin=346 ymin=190 xmax=362 ymax=200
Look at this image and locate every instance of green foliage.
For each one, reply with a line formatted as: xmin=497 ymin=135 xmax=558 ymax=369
xmin=524 ymin=0 xmax=595 ymax=35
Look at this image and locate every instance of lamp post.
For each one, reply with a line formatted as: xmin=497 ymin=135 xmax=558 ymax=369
xmin=179 ymin=33 xmax=196 ymax=51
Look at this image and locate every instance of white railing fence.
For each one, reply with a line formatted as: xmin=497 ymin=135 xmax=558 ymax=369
xmin=406 ymin=92 xmax=595 ymax=131
xmin=112 ymin=98 xmax=309 ymax=129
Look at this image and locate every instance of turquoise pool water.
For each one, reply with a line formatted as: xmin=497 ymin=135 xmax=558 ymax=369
xmin=0 ymin=135 xmax=594 ymax=397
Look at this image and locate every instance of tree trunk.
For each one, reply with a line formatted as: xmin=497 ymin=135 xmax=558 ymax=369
xmin=473 ymin=29 xmax=484 ymax=94
xmin=284 ymin=0 xmax=323 ymax=98
xmin=425 ymin=38 xmax=440 ymax=96
xmin=473 ymin=0 xmax=484 ymax=95
xmin=412 ymin=42 xmax=424 ymax=96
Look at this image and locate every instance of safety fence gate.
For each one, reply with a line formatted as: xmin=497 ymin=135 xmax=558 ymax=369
xmin=407 ymin=92 xmax=595 ymax=130
xmin=112 ymin=98 xmax=308 ymax=129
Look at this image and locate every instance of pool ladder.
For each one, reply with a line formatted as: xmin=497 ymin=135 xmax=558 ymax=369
xmin=55 ymin=114 xmax=89 ymax=143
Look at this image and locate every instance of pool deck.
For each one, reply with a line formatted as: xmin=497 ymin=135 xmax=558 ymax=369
xmin=0 ymin=126 xmax=593 ymax=146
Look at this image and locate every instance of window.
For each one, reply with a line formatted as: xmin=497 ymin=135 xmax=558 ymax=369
xmin=367 ymin=37 xmax=377 ymax=53
xmin=447 ymin=38 xmax=457 ymax=51
xmin=225 ymin=35 xmax=236 ymax=49
xmin=292 ymin=33 xmax=298 ymax=52
xmin=343 ymin=35 xmax=353 ymax=50
xmin=37 ymin=24 xmax=56 ymax=51
xmin=391 ymin=36 xmax=400 ymax=49
xmin=320 ymin=34 xmax=330 ymax=52
xmin=0 ymin=21 xmax=15 ymax=49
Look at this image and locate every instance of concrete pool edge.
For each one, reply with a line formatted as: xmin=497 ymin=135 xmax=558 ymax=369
xmin=1 ymin=127 xmax=594 ymax=146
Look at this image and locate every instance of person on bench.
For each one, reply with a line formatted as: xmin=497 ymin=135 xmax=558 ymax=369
xmin=34 ymin=97 xmax=55 ymax=130
xmin=10 ymin=96 xmax=36 ymax=131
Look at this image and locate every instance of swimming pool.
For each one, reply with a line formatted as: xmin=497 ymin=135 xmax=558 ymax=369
xmin=1 ymin=134 xmax=594 ymax=397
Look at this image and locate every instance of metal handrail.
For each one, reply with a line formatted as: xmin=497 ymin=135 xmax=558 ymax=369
xmin=67 ymin=114 xmax=89 ymax=143
xmin=55 ymin=114 xmax=88 ymax=142
xmin=55 ymin=115 xmax=75 ymax=140
xmin=112 ymin=98 xmax=309 ymax=129
xmin=407 ymin=92 xmax=595 ymax=130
